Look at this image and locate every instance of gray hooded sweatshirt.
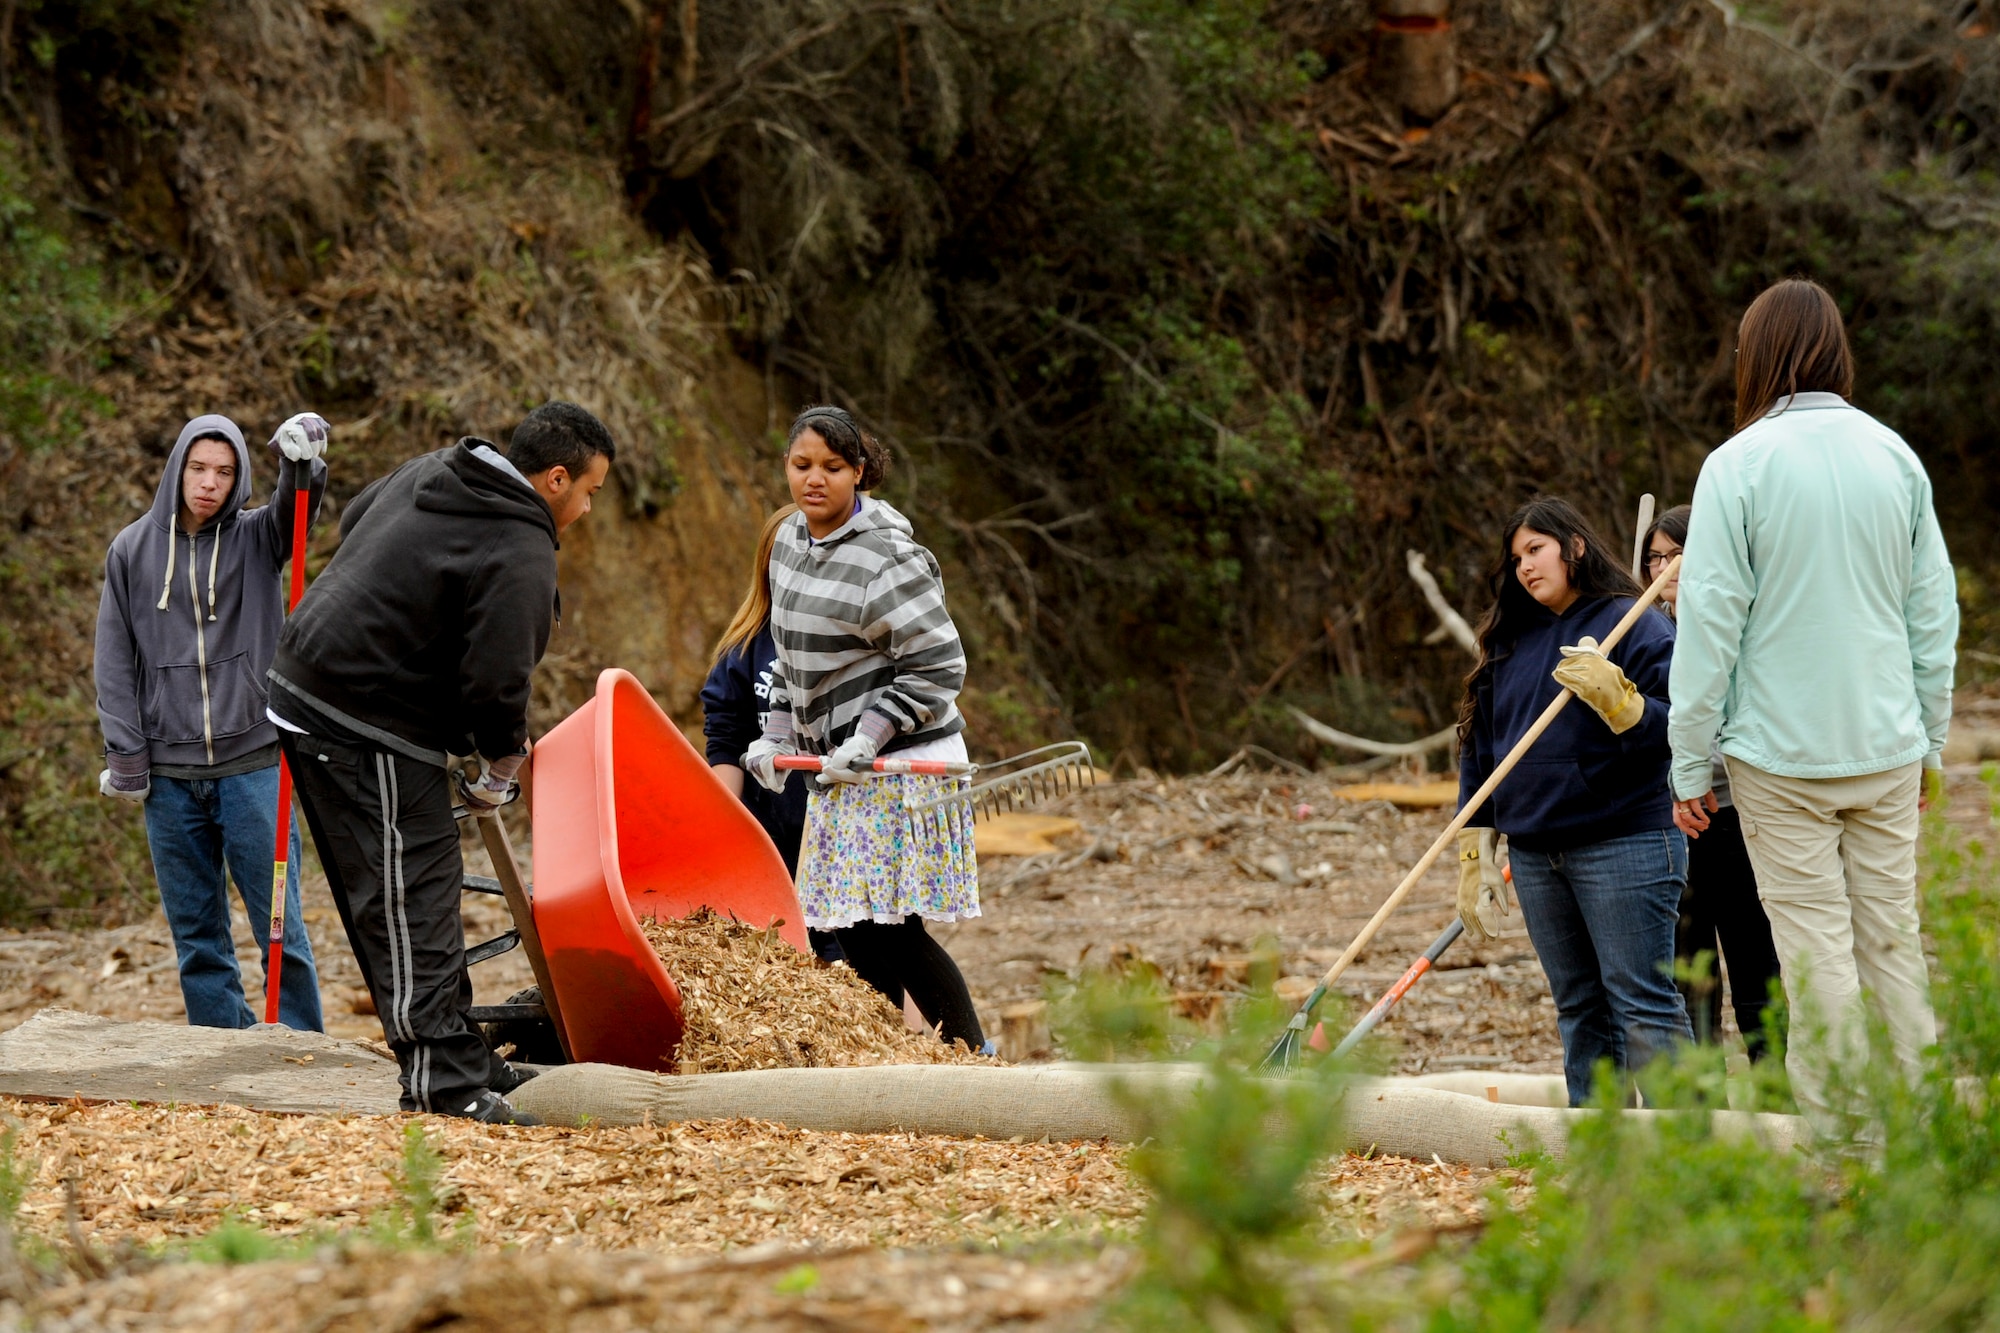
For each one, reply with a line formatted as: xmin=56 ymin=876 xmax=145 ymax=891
xmin=94 ymin=415 xmax=327 ymax=782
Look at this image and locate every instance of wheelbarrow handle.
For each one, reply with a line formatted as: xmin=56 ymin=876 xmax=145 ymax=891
xmin=773 ymin=755 xmax=979 ymax=777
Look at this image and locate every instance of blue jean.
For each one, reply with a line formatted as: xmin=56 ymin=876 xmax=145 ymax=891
xmin=1509 ymin=828 xmax=1693 ymax=1105
xmin=143 ymin=768 xmax=324 ymax=1031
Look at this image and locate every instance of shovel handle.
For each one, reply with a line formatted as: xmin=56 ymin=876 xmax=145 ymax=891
xmin=774 ymin=755 xmax=978 ymax=777
xmin=263 ymin=486 xmax=312 ymax=1027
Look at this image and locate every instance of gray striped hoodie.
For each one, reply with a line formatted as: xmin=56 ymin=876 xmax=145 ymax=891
xmin=768 ymin=497 xmax=965 ymax=754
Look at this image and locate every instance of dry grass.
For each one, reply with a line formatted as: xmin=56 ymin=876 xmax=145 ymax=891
xmin=642 ymin=910 xmax=988 ymax=1074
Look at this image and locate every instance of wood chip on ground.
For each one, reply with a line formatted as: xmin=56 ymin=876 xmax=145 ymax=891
xmin=0 ymin=1098 xmax=1142 ymax=1255
xmin=642 ymin=909 xmax=988 ymax=1073
xmin=0 ymin=1098 xmax=1512 ymax=1258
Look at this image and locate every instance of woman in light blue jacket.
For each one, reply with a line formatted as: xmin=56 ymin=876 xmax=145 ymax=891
xmin=1667 ymin=278 xmax=1955 ymax=1141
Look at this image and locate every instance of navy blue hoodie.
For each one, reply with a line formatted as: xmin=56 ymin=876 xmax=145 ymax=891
xmin=1457 ymin=595 xmax=1677 ymax=852
xmin=699 ymin=623 xmax=809 ymax=875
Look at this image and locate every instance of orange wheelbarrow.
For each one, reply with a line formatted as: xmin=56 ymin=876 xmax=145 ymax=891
xmin=465 ymin=668 xmax=807 ymax=1072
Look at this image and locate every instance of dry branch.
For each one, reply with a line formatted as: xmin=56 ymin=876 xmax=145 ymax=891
xmin=1406 ymin=551 xmax=1478 ymax=656
xmin=1289 ymin=707 xmax=1457 ymax=758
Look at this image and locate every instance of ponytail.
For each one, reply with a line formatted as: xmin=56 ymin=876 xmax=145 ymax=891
xmin=712 ymin=503 xmax=799 ymax=668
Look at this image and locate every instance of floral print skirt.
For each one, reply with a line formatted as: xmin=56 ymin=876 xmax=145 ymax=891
xmin=795 ymin=773 xmax=980 ymax=929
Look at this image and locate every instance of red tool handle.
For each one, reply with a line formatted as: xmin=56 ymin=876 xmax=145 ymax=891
xmin=774 ymin=754 xmax=977 ymax=777
xmin=263 ymin=486 xmax=311 ymax=1026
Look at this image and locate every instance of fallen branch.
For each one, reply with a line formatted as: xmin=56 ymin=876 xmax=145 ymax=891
xmin=1406 ymin=551 xmax=1478 ymax=656
xmin=1289 ymin=708 xmax=1457 ymax=758
xmin=1208 ymin=745 xmax=1314 ymax=778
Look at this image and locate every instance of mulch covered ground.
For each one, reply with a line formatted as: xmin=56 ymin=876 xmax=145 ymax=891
xmin=0 ymin=1096 xmax=1507 ymax=1258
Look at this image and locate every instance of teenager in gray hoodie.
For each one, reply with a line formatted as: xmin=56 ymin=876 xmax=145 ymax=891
xmin=94 ymin=413 xmax=330 ymax=1030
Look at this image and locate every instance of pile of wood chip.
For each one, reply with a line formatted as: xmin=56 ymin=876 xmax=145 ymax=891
xmin=641 ymin=910 xmax=990 ymax=1074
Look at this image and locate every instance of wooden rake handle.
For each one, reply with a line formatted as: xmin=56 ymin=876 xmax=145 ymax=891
xmin=1305 ymin=555 xmax=1683 ymax=996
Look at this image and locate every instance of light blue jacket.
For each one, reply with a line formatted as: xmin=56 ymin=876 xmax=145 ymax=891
xmin=1667 ymin=392 xmax=1956 ymax=799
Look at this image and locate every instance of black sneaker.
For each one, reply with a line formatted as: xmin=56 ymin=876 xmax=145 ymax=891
xmin=489 ymin=1060 xmax=539 ymax=1096
xmin=453 ymin=1089 xmax=541 ymax=1126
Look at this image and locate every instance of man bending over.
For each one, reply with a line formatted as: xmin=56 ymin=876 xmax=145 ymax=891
xmin=268 ymin=403 xmax=613 ymax=1123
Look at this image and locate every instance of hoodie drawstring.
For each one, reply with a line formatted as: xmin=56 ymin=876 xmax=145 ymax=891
xmin=157 ymin=527 xmax=179 ymax=611
xmin=206 ymin=529 xmax=220 ymax=621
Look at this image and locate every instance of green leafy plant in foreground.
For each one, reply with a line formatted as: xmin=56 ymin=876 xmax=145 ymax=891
xmin=1054 ymin=952 xmax=1365 ymax=1329
xmin=1069 ymin=783 xmax=2000 ymax=1331
xmin=1436 ymin=781 xmax=2000 ymax=1332
xmin=368 ymin=1123 xmax=470 ymax=1251
xmin=181 ymin=1123 xmax=470 ymax=1268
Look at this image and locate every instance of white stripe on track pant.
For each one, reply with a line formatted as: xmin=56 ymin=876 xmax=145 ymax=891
xmin=279 ymin=731 xmax=493 ymax=1114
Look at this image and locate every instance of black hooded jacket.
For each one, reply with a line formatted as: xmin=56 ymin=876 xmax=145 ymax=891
xmin=269 ymin=440 xmax=558 ymax=763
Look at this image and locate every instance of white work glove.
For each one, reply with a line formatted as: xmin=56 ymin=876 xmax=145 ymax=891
xmin=457 ymin=750 xmax=524 ymax=817
xmin=817 ymin=731 xmax=881 ymax=788
xmin=99 ymin=769 xmax=150 ymax=803
xmin=269 ymin=412 xmax=330 ymax=462
xmin=1456 ymin=827 xmax=1511 ymax=943
xmin=744 ymin=735 xmax=794 ymax=794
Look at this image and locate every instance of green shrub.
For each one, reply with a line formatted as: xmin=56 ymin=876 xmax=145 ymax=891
xmin=1069 ymin=788 xmax=2000 ymax=1330
xmin=1432 ymin=786 xmax=2000 ymax=1330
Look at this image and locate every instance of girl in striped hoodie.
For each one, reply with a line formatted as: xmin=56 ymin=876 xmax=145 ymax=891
xmin=744 ymin=406 xmax=987 ymax=1051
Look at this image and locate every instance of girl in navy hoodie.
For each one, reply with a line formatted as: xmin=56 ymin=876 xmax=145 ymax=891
xmin=701 ymin=504 xmax=843 ymax=962
xmin=1456 ymin=496 xmax=1693 ymax=1105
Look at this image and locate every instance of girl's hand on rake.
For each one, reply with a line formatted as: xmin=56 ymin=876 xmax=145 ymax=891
xmin=744 ymin=735 xmax=794 ymax=793
xmin=817 ymin=731 xmax=881 ymax=787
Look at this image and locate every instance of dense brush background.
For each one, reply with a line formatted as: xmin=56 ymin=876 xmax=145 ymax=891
xmin=2 ymin=0 xmax=1997 ymax=921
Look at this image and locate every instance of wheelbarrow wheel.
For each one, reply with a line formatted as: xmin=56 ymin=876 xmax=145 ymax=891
xmin=482 ymin=986 xmax=569 ymax=1066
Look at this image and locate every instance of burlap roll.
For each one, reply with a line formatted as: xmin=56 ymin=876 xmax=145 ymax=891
xmin=509 ymin=1063 xmax=1806 ymax=1167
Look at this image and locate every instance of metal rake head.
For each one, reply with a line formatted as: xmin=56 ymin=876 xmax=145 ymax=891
xmin=904 ymin=741 xmax=1097 ymax=840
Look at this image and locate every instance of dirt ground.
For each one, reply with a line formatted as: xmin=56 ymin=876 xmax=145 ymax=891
xmin=27 ymin=1242 xmax=1140 ymax=1332
xmin=0 ymin=766 xmax=1576 ymax=1072
xmin=0 ymin=760 xmax=1987 ymax=1328
xmin=8 ymin=761 xmax=1996 ymax=1074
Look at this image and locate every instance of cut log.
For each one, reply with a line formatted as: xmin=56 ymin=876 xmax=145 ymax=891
xmin=1000 ymin=1000 xmax=1052 ymax=1063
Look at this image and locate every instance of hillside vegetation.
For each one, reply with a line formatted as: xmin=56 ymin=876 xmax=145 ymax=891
xmin=3 ymin=0 xmax=1999 ymax=919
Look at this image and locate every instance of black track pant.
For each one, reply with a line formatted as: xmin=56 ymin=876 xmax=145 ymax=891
xmin=835 ymin=916 xmax=985 ymax=1049
xmin=279 ymin=732 xmax=492 ymax=1112
xmin=1677 ymin=805 xmax=1784 ymax=1061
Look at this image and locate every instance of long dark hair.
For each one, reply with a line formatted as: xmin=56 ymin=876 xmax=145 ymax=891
xmin=1456 ymin=497 xmax=1643 ymax=743
xmin=1734 ymin=278 xmax=1853 ymax=431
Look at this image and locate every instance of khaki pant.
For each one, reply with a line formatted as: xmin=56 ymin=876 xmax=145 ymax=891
xmin=1727 ymin=759 xmax=1936 ymax=1142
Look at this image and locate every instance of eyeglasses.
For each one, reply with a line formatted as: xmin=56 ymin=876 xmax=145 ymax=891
xmin=1644 ymin=549 xmax=1681 ymax=569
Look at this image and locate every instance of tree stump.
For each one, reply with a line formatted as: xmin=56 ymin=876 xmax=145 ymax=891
xmin=1000 ymin=1000 xmax=1052 ymax=1063
xmin=1373 ymin=0 xmax=1459 ymax=124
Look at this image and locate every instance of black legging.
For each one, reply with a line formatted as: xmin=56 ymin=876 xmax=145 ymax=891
xmin=835 ymin=916 xmax=986 ymax=1050
xmin=1677 ymin=805 xmax=1784 ymax=1060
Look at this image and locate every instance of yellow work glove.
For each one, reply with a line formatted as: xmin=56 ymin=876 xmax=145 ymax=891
xmin=1456 ymin=827 xmax=1510 ymax=944
xmin=1552 ymin=636 xmax=1645 ymax=734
